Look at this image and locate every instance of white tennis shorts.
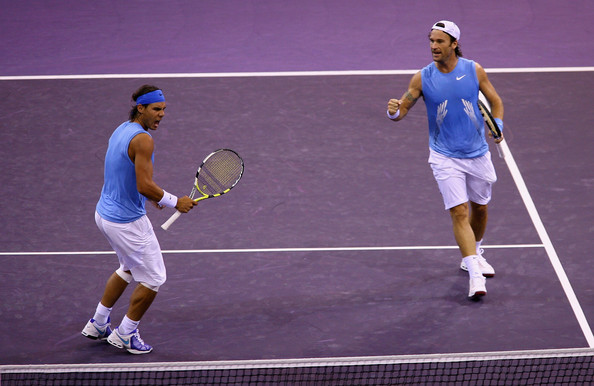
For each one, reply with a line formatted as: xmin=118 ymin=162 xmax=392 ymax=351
xmin=428 ymin=149 xmax=497 ymax=210
xmin=95 ymin=212 xmax=166 ymax=287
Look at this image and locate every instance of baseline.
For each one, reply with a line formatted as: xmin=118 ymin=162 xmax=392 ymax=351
xmin=1 ymin=66 xmax=594 ymax=81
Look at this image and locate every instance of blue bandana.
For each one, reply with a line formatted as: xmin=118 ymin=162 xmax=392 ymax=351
xmin=136 ymin=90 xmax=165 ymax=105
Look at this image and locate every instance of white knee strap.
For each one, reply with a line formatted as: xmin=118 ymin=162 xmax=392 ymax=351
xmin=115 ymin=267 xmax=133 ymax=283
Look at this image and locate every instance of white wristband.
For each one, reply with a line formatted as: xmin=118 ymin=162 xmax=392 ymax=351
xmin=387 ymin=109 xmax=400 ymax=120
xmin=158 ymin=190 xmax=178 ymax=208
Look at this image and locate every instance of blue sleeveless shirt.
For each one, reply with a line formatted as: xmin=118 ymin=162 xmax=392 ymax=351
xmin=96 ymin=121 xmax=152 ymax=223
xmin=421 ymin=57 xmax=488 ymax=158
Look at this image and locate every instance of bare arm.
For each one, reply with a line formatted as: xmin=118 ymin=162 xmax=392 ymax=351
xmin=387 ymin=71 xmax=423 ymax=121
xmin=129 ymin=133 xmax=161 ymax=201
xmin=476 ymin=63 xmax=504 ymax=142
xmin=129 ymin=133 xmax=196 ymax=213
xmin=476 ymin=63 xmax=503 ymax=120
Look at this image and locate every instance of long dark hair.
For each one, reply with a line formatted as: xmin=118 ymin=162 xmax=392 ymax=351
xmin=129 ymin=84 xmax=161 ymax=121
xmin=454 ymin=41 xmax=463 ymax=58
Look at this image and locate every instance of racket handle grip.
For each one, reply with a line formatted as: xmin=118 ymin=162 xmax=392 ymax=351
xmin=161 ymin=210 xmax=182 ymax=230
xmin=496 ymin=143 xmax=504 ymax=159
xmin=496 ymin=138 xmax=506 ymax=159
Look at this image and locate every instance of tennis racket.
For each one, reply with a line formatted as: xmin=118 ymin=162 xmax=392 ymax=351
xmin=161 ymin=149 xmax=244 ymax=230
xmin=478 ymin=93 xmax=505 ymax=159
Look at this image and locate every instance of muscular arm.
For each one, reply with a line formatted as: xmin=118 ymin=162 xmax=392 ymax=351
xmin=129 ymin=133 xmax=164 ymax=202
xmin=387 ymin=71 xmax=423 ymax=121
xmin=128 ymin=133 xmax=196 ymax=212
xmin=476 ymin=63 xmax=503 ymax=120
xmin=476 ymin=63 xmax=504 ymax=142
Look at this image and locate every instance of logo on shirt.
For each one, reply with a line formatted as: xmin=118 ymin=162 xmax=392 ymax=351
xmin=462 ymin=99 xmax=482 ymax=133
xmin=456 ymin=75 xmax=466 ymax=80
xmin=436 ymin=100 xmax=448 ymax=127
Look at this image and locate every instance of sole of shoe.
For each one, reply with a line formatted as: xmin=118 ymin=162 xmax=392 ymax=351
xmin=127 ymin=347 xmax=153 ymax=355
xmin=469 ymin=291 xmax=486 ymax=300
xmin=107 ymin=338 xmax=125 ymax=350
xmin=81 ymin=331 xmax=100 ymax=340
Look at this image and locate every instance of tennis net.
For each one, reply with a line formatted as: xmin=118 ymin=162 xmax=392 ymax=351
xmin=1 ymin=348 xmax=593 ymax=385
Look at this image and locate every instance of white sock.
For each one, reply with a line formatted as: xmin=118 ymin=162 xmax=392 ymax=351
xmin=93 ymin=302 xmax=112 ymax=325
xmin=476 ymin=239 xmax=483 ymax=255
xmin=463 ymin=255 xmax=482 ymax=278
xmin=119 ymin=315 xmax=140 ymax=335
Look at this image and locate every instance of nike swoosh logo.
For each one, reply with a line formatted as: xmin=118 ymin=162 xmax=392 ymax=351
xmin=118 ymin=335 xmax=130 ymax=345
xmin=456 ymin=75 xmax=466 ymax=80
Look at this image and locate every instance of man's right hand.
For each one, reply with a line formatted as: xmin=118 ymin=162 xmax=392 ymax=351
xmin=176 ymin=196 xmax=197 ymax=213
xmin=387 ymin=99 xmax=402 ymax=115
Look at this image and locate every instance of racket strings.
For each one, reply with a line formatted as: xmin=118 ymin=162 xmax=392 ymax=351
xmin=196 ymin=151 xmax=243 ymax=195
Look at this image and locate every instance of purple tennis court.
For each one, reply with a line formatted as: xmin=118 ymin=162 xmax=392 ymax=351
xmin=1 ymin=0 xmax=593 ymax=383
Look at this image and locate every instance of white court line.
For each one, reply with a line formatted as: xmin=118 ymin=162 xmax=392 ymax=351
xmin=1 ymin=66 xmax=594 ymax=80
xmin=0 ymin=244 xmax=544 ymax=256
xmin=498 ymin=139 xmax=594 ymax=348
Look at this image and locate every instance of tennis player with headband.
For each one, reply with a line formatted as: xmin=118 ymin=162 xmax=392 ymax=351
xmin=386 ymin=21 xmax=504 ymax=299
xmin=82 ymin=85 xmax=196 ymax=353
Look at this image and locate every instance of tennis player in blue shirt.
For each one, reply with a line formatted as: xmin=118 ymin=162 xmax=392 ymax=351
xmin=387 ymin=21 xmax=504 ymax=299
xmin=82 ymin=85 xmax=196 ymax=353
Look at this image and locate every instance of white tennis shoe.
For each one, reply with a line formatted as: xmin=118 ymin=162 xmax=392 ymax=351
xmin=81 ymin=318 xmax=112 ymax=341
xmin=468 ymin=276 xmax=487 ymax=299
xmin=107 ymin=328 xmax=153 ymax=354
xmin=460 ymin=250 xmax=495 ymax=277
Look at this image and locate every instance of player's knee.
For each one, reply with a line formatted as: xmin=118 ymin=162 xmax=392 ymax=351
xmin=470 ymin=201 xmax=489 ymax=212
xmin=449 ymin=203 xmax=469 ymax=219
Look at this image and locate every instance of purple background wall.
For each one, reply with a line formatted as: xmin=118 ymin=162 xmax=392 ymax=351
xmin=1 ymin=0 xmax=593 ymax=76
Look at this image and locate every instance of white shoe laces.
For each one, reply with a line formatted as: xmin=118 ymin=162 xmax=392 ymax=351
xmin=133 ymin=330 xmax=146 ymax=346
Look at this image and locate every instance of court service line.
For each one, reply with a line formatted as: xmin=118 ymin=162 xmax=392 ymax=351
xmin=1 ymin=66 xmax=593 ymax=81
xmin=0 ymin=244 xmax=545 ymax=257
xmin=499 ymin=139 xmax=594 ymax=348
